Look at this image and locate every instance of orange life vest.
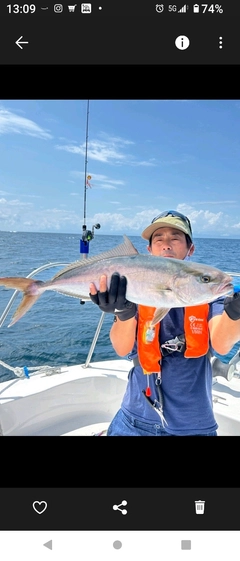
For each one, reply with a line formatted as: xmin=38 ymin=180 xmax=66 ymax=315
xmin=137 ymin=304 xmax=210 ymax=375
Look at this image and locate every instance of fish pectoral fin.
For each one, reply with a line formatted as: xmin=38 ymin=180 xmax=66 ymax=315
xmin=151 ymin=307 xmax=171 ymax=326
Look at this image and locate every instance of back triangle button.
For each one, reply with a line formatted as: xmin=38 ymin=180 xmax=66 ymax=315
xmin=43 ymin=540 xmax=52 ymax=550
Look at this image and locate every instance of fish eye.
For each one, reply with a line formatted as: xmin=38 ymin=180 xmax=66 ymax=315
xmin=201 ymin=275 xmax=211 ymax=283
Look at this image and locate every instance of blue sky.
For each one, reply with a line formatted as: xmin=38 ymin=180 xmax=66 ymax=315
xmin=1 ymin=99 xmax=240 ymax=238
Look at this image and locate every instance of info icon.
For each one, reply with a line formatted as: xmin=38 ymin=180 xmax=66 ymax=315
xmin=175 ymin=35 xmax=190 ymax=50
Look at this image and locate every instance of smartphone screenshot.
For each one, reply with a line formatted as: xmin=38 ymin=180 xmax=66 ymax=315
xmin=1 ymin=5 xmax=239 ymax=561
xmin=0 ymin=1 xmax=240 ymax=440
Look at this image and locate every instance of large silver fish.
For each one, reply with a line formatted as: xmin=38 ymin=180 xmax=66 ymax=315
xmin=0 ymin=235 xmax=233 ymax=327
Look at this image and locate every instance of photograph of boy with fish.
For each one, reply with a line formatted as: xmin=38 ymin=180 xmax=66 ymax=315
xmin=1 ymin=210 xmax=240 ymax=436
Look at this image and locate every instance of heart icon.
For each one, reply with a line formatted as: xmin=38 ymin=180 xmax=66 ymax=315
xmin=32 ymin=501 xmax=48 ymax=514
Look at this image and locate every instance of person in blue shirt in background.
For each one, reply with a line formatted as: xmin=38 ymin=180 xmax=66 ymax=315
xmin=90 ymin=210 xmax=240 ymax=436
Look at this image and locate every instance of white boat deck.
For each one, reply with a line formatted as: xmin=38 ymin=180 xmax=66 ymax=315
xmin=1 ymin=358 xmax=240 ymax=436
xmin=0 ymin=359 xmax=130 ymax=436
xmin=212 ymin=374 xmax=240 ymax=435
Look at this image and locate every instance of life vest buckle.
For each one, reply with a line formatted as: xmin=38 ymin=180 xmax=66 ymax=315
xmin=161 ymin=335 xmax=186 ymax=356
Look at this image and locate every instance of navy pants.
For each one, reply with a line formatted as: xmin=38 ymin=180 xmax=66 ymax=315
xmin=107 ymin=408 xmax=218 ymax=436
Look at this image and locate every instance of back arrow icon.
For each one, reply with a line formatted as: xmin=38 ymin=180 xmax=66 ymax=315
xmin=15 ymin=36 xmax=29 ymax=49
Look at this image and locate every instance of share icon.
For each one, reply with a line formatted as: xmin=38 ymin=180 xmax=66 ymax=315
xmin=113 ymin=500 xmax=127 ymax=515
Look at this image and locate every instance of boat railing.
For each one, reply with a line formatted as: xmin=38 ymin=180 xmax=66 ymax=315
xmin=82 ymin=311 xmax=105 ymax=368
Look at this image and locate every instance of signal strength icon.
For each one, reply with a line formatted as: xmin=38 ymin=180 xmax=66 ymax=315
xmin=178 ymin=4 xmax=188 ymax=12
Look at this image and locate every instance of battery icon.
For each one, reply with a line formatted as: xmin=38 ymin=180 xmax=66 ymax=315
xmin=193 ymin=3 xmax=199 ymax=11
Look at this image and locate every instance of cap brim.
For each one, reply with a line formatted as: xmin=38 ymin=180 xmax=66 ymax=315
xmin=141 ymin=216 xmax=192 ymax=241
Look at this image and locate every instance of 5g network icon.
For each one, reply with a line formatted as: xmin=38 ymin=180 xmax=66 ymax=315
xmin=156 ymin=4 xmax=164 ymax=12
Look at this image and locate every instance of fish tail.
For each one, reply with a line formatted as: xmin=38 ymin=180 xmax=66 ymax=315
xmin=0 ymin=277 xmax=43 ymax=326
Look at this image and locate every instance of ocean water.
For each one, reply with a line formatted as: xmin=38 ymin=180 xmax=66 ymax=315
xmin=0 ymin=231 xmax=240 ymax=383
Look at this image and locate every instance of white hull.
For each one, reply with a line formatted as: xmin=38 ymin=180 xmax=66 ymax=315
xmin=1 ymin=357 xmax=240 ymax=436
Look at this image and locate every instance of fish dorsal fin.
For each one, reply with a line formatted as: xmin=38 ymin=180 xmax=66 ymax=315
xmin=52 ymin=235 xmax=139 ymax=279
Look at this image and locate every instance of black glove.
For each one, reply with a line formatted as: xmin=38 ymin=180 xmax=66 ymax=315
xmin=89 ymin=272 xmax=137 ymax=321
xmin=224 ymin=292 xmax=240 ymax=321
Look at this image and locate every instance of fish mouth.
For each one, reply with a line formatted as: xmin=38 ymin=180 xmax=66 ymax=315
xmin=216 ymin=281 xmax=233 ymax=295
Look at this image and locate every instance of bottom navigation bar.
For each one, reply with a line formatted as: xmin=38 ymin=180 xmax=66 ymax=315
xmin=1 ymin=531 xmax=240 ymax=561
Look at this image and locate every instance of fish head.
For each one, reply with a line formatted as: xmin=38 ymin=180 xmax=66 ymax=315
xmin=172 ymin=261 xmax=233 ymax=305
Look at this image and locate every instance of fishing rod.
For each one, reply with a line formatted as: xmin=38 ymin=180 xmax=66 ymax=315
xmin=80 ymin=99 xmax=101 ymax=259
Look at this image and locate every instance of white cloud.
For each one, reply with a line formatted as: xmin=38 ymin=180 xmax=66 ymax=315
xmin=89 ymin=210 xmax=160 ymax=232
xmin=131 ymin=160 xmax=157 ymax=167
xmin=21 ymin=208 xmax=82 ymax=231
xmin=98 ymin=184 xmax=118 ymax=190
xmin=174 ymin=204 xmax=229 ymax=232
xmin=56 ymin=137 xmax=130 ymax=163
xmin=0 ymin=108 xmax=52 ymax=139
xmin=1 ymin=196 xmax=240 ymax=237
xmin=56 ymin=134 xmax=156 ymax=167
xmin=0 ymin=198 xmax=33 ymax=228
xmin=98 ymin=132 xmax=134 ymax=145
xmin=0 ymin=197 xmax=32 ymax=207
xmin=0 ymin=197 xmax=80 ymax=231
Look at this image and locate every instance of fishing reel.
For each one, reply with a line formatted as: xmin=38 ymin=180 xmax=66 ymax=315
xmin=82 ymin=227 xmax=93 ymax=243
xmin=79 ymin=223 xmax=101 ymax=305
xmin=92 ymin=223 xmax=101 ymax=236
xmin=81 ymin=223 xmax=101 ymax=244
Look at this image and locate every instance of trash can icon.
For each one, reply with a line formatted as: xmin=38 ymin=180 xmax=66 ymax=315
xmin=195 ymin=500 xmax=205 ymax=514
